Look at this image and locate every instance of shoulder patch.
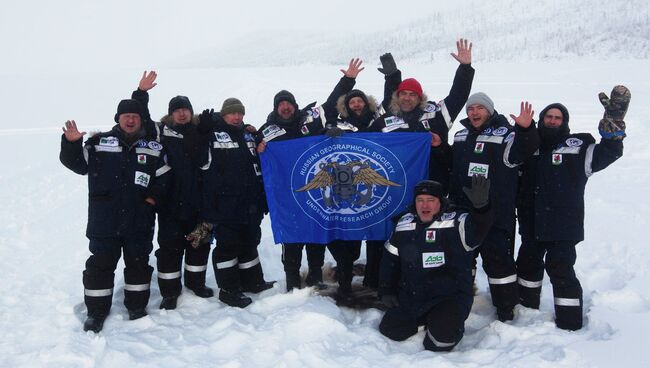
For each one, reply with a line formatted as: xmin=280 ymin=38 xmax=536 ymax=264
xmin=481 ymin=127 xmax=493 ymax=135
xmin=309 ymin=107 xmax=320 ymax=119
xmin=424 ymin=102 xmax=441 ymax=113
xmin=493 ymin=127 xmax=509 ymax=136
xmin=147 ymin=141 xmax=163 ymax=151
xmin=135 ymin=139 xmax=148 ymax=148
xmin=440 ymin=212 xmax=456 ymax=221
xmin=566 ymin=138 xmax=583 ymax=147
xmin=398 ymin=213 xmax=416 ymax=224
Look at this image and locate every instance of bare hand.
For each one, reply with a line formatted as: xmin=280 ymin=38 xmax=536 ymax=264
xmin=257 ymin=140 xmax=267 ymax=153
xmin=509 ymin=101 xmax=534 ymax=129
xmin=62 ymin=120 xmax=86 ymax=142
xmin=145 ymin=197 xmax=156 ymax=206
xmin=340 ymin=58 xmax=365 ymax=79
xmin=246 ymin=125 xmax=258 ymax=133
xmin=138 ymin=71 xmax=158 ymax=91
xmin=430 ymin=132 xmax=442 ymax=147
xmin=450 ymin=38 xmax=472 ymax=65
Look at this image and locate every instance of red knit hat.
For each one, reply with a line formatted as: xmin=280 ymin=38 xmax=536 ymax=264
xmin=396 ymin=78 xmax=423 ymax=99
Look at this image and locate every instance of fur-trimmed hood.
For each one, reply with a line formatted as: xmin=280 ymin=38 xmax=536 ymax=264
xmin=160 ymin=114 xmax=200 ymax=127
xmin=388 ymin=91 xmax=430 ymax=116
xmin=336 ymin=94 xmax=378 ymax=119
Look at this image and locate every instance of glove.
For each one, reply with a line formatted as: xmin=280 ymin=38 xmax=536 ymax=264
xmin=380 ymin=294 xmax=399 ymax=308
xmin=377 ymin=53 xmax=397 ymax=76
xmin=599 ymin=85 xmax=631 ymax=120
xmin=186 ymin=221 xmax=214 ymax=248
xmin=598 ymin=118 xmax=626 ymax=140
xmin=198 ymin=109 xmax=215 ymax=133
xmin=598 ymin=85 xmax=630 ymax=140
xmin=462 ymin=175 xmax=490 ymax=209
xmin=325 ymin=126 xmax=344 ymax=138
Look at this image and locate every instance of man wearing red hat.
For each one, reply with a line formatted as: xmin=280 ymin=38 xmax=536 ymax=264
xmin=370 ymin=39 xmax=475 ymax=191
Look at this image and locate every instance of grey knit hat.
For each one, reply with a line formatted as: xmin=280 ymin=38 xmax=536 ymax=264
xmin=220 ymin=98 xmax=245 ymax=116
xmin=466 ymin=92 xmax=495 ymax=115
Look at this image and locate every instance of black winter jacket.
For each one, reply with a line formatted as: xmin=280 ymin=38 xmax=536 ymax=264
xmin=379 ymin=205 xmax=493 ymax=318
xmin=60 ymin=126 xmax=171 ymax=238
xmin=444 ymin=114 xmax=539 ymax=234
xmin=517 ymin=133 xmax=623 ymax=242
xmin=201 ymin=116 xmax=266 ymax=225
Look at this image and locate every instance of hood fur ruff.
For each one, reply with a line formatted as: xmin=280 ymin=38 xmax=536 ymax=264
xmin=389 ymin=91 xmax=429 ymax=116
xmin=336 ymin=94 xmax=379 ymax=119
xmin=160 ymin=114 xmax=200 ymax=127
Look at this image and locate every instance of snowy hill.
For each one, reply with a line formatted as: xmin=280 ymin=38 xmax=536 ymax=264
xmin=181 ymin=0 xmax=650 ymax=68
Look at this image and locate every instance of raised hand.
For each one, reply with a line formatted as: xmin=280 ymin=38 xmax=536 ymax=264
xmin=450 ymin=38 xmax=472 ymax=65
xmin=62 ymin=120 xmax=86 ymax=142
xmin=138 ymin=70 xmax=158 ymax=91
xmin=509 ymin=101 xmax=534 ymax=129
xmin=377 ymin=53 xmax=397 ymax=76
xmin=341 ymin=58 xmax=365 ymax=79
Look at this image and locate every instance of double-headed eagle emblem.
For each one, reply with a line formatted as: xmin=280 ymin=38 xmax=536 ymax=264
xmin=296 ymin=161 xmax=400 ymax=208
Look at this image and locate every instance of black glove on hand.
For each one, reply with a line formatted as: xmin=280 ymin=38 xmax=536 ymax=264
xmin=462 ymin=175 xmax=490 ymax=209
xmin=198 ymin=109 xmax=214 ymax=132
xmin=380 ymin=294 xmax=399 ymax=308
xmin=325 ymin=126 xmax=344 ymax=138
xmin=377 ymin=53 xmax=397 ymax=76
xmin=598 ymin=85 xmax=630 ymax=140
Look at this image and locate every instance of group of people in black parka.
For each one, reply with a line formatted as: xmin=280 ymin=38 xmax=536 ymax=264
xmin=61 ymin=39 xmax=630 ymax=352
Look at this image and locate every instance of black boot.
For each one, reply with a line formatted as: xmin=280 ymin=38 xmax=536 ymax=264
xmin=219 ymin=289 xmax=252 ymax=308
xmin=243 ymin=281 xmax=276 ymax=294
xmin=286 ymin=271 xmax=302 ymax=292
xmin=187 ymin=285 xmax=214 ymax=298
xmin=128 ymin=308 xmax=148 ymax=320
xmin=159 ymin=296 xmax=178 ymax=310
xmin=83 ymin=315 xmax=106 ymax=333
xmin=497 ymin=308 xmax=514 ymax=322
xmin=305 ymin=268 xmax=327 ymax=290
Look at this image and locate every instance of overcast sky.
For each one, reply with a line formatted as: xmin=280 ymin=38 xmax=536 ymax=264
xmin=1 ymin=0 xmax=454 ymax=73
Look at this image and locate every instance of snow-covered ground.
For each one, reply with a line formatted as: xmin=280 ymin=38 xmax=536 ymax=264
xmin=0 ymin=58 xmax=648 ymax=367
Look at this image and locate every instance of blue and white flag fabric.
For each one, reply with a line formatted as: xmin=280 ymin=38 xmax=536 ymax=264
xmin=260 ymin=132 xmax=431 ymax=244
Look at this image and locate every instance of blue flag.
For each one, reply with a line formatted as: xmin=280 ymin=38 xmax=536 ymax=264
xmin=260 ymin=132 xmax=431 ymax=244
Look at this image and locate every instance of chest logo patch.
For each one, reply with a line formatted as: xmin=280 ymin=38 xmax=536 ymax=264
xmin=134 ymin=171 xmax=150 ymax=187
xmin=474 ymin=142 xmax=485 ymax=153
xmin=137 ymin=154 xmax=147 ymax=165
xmin=425 ymin=230 xmax=436 ymax=243
xmin=552 ymin=153 xmax=563 ymax=165
xmin=468 ymin=162 xmax=489 ymax=178
xmin=423 ymin=252 xmax=445 ymax=268
xmin=301 ymin=125 xmax=310 ymax=135
xmin=99 ymin=137 xmax=119 ymax=147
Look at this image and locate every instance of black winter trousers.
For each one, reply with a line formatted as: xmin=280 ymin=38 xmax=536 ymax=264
xmin=83 ymin=237 xmax=153 ymax=317
xmin=281 ymin=243 xmax=326 ymax=274
xmin=516 ymin=239 xmax=583 ymax=330
xmin=156 ymin=215 xmax=211 ymax=298
xmin=379 ymin=299 xmax=467 ymax=352
xmin=212 ymin=222 xmax=266 ymax=291
xmin=327 ymin=240 xmax=362 ymax=292
xmin=476 ymin=227 xmax=518 ymax=312
xmin=363 ymin=240 xmax=385 ymax=288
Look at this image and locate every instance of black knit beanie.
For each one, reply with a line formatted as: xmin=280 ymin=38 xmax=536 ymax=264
xmin=273 ymin=90 xmax=298 ymax=112
xmin=114 ymin=99 xmax=143 ymax=123
xmin=168 ymin=95 xmax=194 ymax=115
